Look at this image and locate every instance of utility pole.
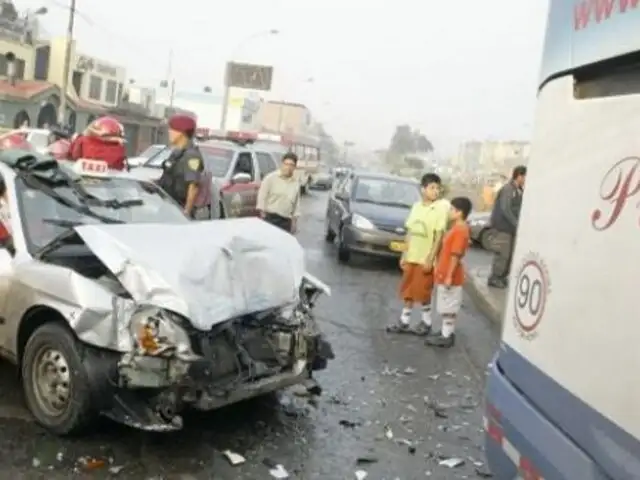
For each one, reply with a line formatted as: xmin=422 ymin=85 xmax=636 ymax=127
xmin=219 ymin=63 xmax=230 ymax=130
xmin=58 ymin=0 xmax=76 ymax=125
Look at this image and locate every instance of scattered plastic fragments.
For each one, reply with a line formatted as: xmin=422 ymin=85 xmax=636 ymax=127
xmin=439 ymin=457 xmax=465 ymax=468
xmin=269 ymin=464 xmax=289 ymax=478
xmin=32 ymin=458 xmax=40 ymax=468
xmin=223 ymin=450 xmax=246 ymax=466
xmin=339 ymin=419 xmax=361 ymax=428
xmin=384 ymin=425 xmax=394 ymax=439
xmin=404 ymin=367 xmax=417 ymax=374
xmin=108 ymin=465 xmax=125 ymax=475
xmin=355 ymin=470 xmax=368 ymax=480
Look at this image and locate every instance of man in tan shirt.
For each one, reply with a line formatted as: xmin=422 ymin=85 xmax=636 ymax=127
xmin=257 ymin=152 xmax=301 ymax=233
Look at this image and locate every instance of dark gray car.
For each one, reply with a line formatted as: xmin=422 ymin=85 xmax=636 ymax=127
xmin=324 ymin=171 xmax=421 ymax=263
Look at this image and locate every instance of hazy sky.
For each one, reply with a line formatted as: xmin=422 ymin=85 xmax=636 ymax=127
xmin=20 ymin=0 xmax=549 ymax=153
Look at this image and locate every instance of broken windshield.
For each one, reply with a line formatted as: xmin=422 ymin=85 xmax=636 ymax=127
xmin=16 ymin=174 xmax=189 ymax=252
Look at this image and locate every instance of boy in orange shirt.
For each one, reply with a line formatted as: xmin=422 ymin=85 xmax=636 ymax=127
xmin=426 ymin=197 xmax=472 ymax=348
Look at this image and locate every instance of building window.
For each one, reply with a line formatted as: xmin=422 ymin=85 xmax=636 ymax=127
xmin=0 ymin=56 xmax=25 ymax=79
xmin=117 ymin=83 xmax=123 ymax=103
xmin=105 ymin=80 xmax=117 ymax=104
xmin=88 ymin=75 xmax=103 ymax=101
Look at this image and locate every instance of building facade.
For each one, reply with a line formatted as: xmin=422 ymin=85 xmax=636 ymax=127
xmin=155 ymin=86 xmax=262 ymax=131
xmin=257 ymin=101 xmax=313 ymax=136
xmin=0 ymin=9 xmax=163 ymax=154
xmin=456 ymin=140 xmax=530 ymax=176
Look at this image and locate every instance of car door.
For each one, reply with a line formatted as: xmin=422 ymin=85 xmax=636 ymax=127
xmin=330 ymin=175 xmax=353 ymax=232
xmin=255 ymin=151 xmax=278 ymax=181
xmin=225 ymin=150 xmax=259 ymax=217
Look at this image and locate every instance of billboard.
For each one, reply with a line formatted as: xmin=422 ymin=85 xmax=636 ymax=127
xmin=225 ymin=62 xmax=273 ymax=91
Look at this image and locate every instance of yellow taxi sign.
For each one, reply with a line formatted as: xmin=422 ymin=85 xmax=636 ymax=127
xmin=75 ymin=159 xmax=109 ymax=177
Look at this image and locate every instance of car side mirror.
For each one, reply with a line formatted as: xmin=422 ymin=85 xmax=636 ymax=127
xmin=231 ymin=172 xmax=251 ymax=184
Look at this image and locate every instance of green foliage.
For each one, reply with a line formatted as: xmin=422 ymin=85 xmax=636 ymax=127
xmin=388 ymin=125 xmax=433 ymax=156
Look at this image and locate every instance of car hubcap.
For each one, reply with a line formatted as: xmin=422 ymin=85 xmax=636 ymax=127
xmin=32 ymin=347 xmax=71 ymax=417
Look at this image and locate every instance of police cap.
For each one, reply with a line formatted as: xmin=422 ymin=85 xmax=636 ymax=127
xmin=168 ymin=115 xmax=197 ymax=137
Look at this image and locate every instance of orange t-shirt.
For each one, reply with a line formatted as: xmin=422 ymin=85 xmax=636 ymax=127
xmin=435 ymin=222 xmax=470 ymax=286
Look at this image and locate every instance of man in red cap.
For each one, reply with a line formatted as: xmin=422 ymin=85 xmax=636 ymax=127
xmin=158 ymin=114 xmax=204 ymax=217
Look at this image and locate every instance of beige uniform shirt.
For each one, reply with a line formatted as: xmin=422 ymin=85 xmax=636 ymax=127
xmin=257 ymin=171 xmax=301 ymax=219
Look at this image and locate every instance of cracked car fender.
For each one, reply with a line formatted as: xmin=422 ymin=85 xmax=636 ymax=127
xmin=2 ymin=259 xmax=138 ymax=355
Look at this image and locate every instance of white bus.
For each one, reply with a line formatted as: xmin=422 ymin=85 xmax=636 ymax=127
xmin=484 ymin=0 xmax=640 ymax=478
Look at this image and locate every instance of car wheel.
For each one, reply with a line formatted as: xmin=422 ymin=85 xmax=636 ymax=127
xmin=479 ymin=229 xmax=491 ymax=250
xmin=22 ymin=323 xmax=97 ymax=436
xmin=337 ymin=227 xmax=351 ymax=263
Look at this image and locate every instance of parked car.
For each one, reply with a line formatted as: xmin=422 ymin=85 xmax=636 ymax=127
xmin=128 ymin=134 xmax=280 ymax=219
xmin=309 ymin=167 xmax=333 ymax=190
xmin=0 ymin=151 xmax=334 ymax=435
xmin=467 ymin=212 xmax=492 ymax=248
xmin=325 ymin=171 xmax=421 ymax=263
xmin=127 ymin=144 xmax=167 ymax=168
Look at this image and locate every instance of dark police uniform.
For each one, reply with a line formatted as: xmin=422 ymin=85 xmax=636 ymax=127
xmin=158 ymin=141 xmax=204 ymax=218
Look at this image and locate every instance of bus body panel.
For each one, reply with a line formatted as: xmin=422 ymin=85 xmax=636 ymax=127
xmin=486 ymin=0 xmax=640 ymax=475
xmin=540 ymin=0 xmax=640 ymax=86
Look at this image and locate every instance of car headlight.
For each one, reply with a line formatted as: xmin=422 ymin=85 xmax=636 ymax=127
xmin=129 ymin=306 xmax=195 ymax=359
xmin=352 ymin=213 xmax=375 ymax=230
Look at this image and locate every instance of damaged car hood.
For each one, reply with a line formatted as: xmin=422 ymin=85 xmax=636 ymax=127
xmin=73 ymin=218 xmax=306 ymax=330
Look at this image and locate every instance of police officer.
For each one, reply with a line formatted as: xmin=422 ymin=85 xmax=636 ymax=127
xmin=158 ymin=115 xmax=204 ymax=218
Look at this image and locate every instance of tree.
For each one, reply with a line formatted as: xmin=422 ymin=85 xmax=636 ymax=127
xmin=388 ymin=125 xmax=433 ymax=155
xmin=389 ymin=125 xmax=414 ymax=155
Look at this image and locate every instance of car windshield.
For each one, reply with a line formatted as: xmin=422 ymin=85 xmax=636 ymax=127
xmin=353 ymin=177 xmax=420 ymax=208
xmin=138 ymin=145 xmax=165 ymax=159
xmin=200 ymin=146 xmax=234 ymax=177
xmin=17 ymin=173 xmax=189 ymax=252
xmin=144 ymin=148 xmax=173 ymax=168
xmin=28 ymin=131 xmax=49 ymax=150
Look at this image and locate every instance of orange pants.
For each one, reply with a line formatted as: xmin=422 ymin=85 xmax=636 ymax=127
xmin=399 ymin=262 xmax=434 ymax=303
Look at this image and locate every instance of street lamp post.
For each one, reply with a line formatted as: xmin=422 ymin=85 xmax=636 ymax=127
xmin=219 ymin=29 xmax=278 ymax=131
xmin=58 ymin=0 xmax=76 ymax=125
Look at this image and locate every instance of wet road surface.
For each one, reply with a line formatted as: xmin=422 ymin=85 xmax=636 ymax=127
xmin=0 ymin=191 xmax=499 ymax=479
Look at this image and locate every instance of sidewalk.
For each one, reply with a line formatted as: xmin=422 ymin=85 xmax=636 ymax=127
xmin=464 ymin=265 xmax=507 ymax=326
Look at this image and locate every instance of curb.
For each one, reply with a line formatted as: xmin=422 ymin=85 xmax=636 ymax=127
xmin=463 ymin=275 xmax=502 ymax=327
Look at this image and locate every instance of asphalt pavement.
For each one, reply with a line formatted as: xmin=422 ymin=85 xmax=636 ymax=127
xmin=0 ymin=191 xmax=499 ymax=479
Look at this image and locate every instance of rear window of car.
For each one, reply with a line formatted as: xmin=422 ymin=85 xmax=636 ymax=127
xmin=200 ymin=146 xmax=234 ymax=177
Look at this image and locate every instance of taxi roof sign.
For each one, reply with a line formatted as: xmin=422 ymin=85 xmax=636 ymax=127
xmin=76 ymin=159 xmax=109 ymax=177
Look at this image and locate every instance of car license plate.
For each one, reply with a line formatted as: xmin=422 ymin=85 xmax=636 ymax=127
xmin=389 ymin=241 xmax=405 ymax=252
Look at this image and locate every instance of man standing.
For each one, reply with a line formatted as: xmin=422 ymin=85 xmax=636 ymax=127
xmin=158 ymin=115 xmax=204 ymax=218
xmin=257 ymin=152 xmax=300 ymax=233
xmin=488 ymin=165 xmax=526 ymax=288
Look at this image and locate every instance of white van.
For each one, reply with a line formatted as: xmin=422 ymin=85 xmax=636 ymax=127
xmin=484 ymin=1 xmax=640 ymax=479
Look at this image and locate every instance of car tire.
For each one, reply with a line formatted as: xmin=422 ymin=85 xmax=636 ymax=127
xmin=479 ymin=228 xmax=491 ymax=250
xmin=21 ymin=322 xmax=97 ymax=436
xmin=337 ymin=227 xmax=351 ymax=263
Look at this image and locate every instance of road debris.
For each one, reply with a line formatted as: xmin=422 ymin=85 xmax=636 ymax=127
xmin=384 ymin=425 xmax=394 ymax=439
xmin=268 ymin=464 xmax=289 ymax=478
xmin=108 ymin=465 xmax=125 ymax=475
xmin=355 ymin=470 xmax=368 ymax=480
xmin=356 ymin=456 xmax=378 ymax=465
xmin=438 ymin=457 xmax=465 ymax=468
xmin=339 ymin=419 xmax=361 ymax=428
xmin=223 ymin=450 xmax=246 ymax=466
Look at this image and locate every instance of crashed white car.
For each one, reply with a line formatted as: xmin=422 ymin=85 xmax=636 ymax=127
xmin=0 ymin=151 xmax=334 ymax=435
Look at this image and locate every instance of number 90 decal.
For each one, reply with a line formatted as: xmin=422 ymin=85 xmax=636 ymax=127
xmin=513 ymin=253 xmax=551 ymax=339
